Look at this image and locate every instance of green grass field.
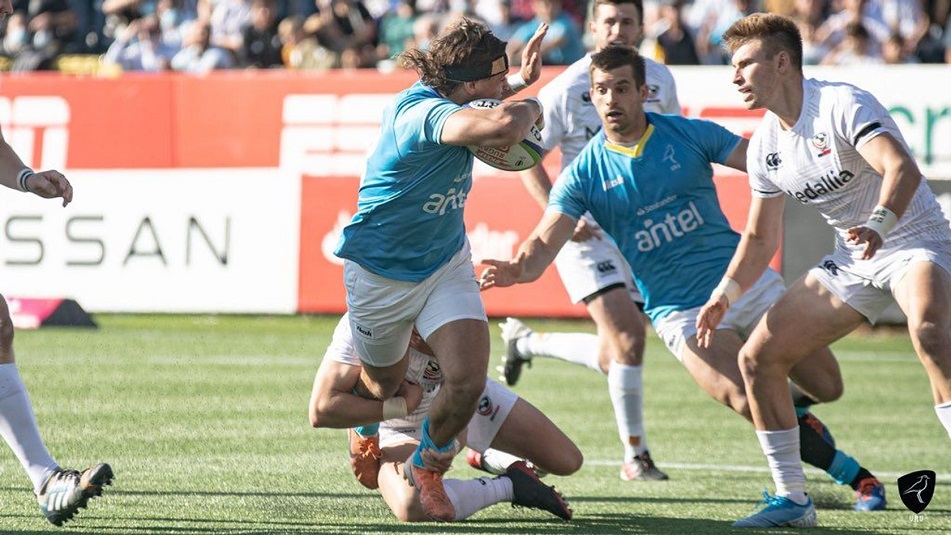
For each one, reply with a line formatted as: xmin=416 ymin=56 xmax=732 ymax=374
xmin=0 ymin=315 xmax=948 ymax=534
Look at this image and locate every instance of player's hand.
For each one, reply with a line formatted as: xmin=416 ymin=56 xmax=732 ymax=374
xmin=570 ymin=218 xmax=602 ymax=242
xmin=26 ymin=170 xmax=73 ymax=207
xmin=845 ymin=225 xmax=883 ymax=260
xmin=518 ymin=23 xmax=548 ymax=86
xmin=478 ymin=260 xmax=523 ymax=290
xmin=418 ymin=440 xmax=461 ymax=473
xmin=396 ymin=380 xmax=423 ymax=413
xmin=695 ymin=295 xmax=728 ymax=349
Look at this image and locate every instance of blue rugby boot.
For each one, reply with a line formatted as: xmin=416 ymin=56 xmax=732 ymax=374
xmin=733 ymin=491 xmax=817 ymax=528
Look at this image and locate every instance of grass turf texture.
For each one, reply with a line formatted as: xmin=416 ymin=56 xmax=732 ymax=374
xmin=0 ymin=315 xmax=948 ymax=534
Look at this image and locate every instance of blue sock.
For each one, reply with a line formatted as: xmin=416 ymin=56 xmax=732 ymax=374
xmin=411 ymin=419 xmax=453 ymax=468
xmin=795 ymin=406 xmax=809 ymax=418
xmin=826 ymin=450 xmax=860 ymax=485
xmin=354 ymin=424 xmax=379 ymax=437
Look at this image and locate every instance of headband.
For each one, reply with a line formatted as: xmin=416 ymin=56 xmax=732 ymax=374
xmin=444 ymin=54 xmax=508 ymax=82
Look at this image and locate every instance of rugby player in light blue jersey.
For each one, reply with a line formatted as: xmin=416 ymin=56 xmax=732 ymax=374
xmin=479 ymin=45 xmax=885 ymax=522
xmin=332 ymin=18 xmax=547 ymax=522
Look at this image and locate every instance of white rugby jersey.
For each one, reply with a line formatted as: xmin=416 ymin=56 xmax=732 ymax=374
xmin=538 ymin=54 xmax=681 ymax=170
xmin=747 ymin=78 xmax=950 ymax=257
xmin=326 ymin=316 xmax=441 ymax=430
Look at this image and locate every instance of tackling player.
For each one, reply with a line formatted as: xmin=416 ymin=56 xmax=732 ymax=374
xmin=309 ymin=315 xmax=577 ymax=522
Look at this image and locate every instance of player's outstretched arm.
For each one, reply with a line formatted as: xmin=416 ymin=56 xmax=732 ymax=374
xmin=697 ymin=195 xmax=784 ymax=348
xmin=847 ymin=133 xmax=922 ymax=260
xmin=0 ymin=130 xmax=73 ymax=207
xmin=309 ymin=357 xmax=422 ymax=429
xmin=479 ymin=210 xmax=576 ymax=289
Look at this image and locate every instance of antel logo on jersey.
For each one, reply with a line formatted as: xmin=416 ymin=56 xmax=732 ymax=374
xmin=812 ymin=132 xmax=832 ymax=157
xmin=786 ymin=170 xmax=855 ymax=204
xmin=423 ymin=173 xmax=470 ymax=215
xmin=635 ymin=201 xmax=705 ymax=252
xmin=765 ymin=152 xmax=782 ymax=170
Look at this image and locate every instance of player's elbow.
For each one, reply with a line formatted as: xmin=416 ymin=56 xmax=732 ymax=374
xmin=308 ymin=396 xmax=333 ymax=428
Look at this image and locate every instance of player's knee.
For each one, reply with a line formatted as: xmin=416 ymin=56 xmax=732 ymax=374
xmin=909 ymin=320 xmax=950 ymax=361
xmin=812 ymin=378 xmax=844 ymax=403
xmin=443 ymin=373 xmax=486 ymax=404
xmin=553 ymin=446 xmax=583 ymax=476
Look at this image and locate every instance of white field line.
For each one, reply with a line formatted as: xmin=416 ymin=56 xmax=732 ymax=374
xmin=586 ymin=459 xmax=951 ymax=480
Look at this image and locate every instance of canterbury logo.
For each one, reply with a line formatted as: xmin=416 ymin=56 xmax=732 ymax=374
xmin=765 ymin=152 xmax=781 ymax=170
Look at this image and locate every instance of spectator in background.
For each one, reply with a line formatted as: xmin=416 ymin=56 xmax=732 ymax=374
xmin=376 ymin=0 xmax=417 ymax=62
xmin=695 ymin=0 xmax=758 ymax=64
xmin=307 ymin=0 xmax=377 ymax=68
xmin=277 ymin=14 xmax=337 ymax=68
xmin=171 ymin=20 xmax=235 ymax=71
xmin=814 ymin=0 xmax=890 ymax=57
xmin=410 ymin=11 xmax=439 ymax=51
xmin=2 ymin=11 xmax=29 ymax=56
xmin=209 ymin=0 xmax=253 ymax=62
xmin=11 ymin=0 xmax=78 ymax=69
xmin=881 ymin=30 xmax=918 ymax=62
xmin=790 ymin=0 xmax=829 ymax=65
xmin=479 ymin=0 xmax=525 ymax=41
xmin=102 ymin=13 xmax=178 ymax=70
xmin=821 ymin=19 xmax=883 ymax=64
xmin=507 ymin=0 xmax=585 ymax=65
xmin=156 ymin=0 xmax=196 ymax=48
xmin=241 ymin=0 xmax=283 ymax=67
xmin=656 ymin=0 xmax=701 ymax=64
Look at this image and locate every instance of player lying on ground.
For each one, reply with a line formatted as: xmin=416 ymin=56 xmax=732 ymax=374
xmin=308 ymin=315 xmax=578 ymax=522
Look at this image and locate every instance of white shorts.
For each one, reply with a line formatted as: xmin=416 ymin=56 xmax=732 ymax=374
xmin=653 ymin=268 xmax=786 ymax=361
xmin=553 ymin=215 xmax=643 ymax=304
xmin=343 ymin=240 xmax=487 ymax=367
xmin=810 ymin=240 xmax=951 ymax=324
xmin=379 ymin=378 xmax=517 ymax=451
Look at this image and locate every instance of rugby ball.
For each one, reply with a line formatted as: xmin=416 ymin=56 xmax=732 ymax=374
xmin=466 ymin=98 xmax=543 ymax=172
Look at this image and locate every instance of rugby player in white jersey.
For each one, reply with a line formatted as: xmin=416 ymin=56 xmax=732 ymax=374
xmin=309 ymin=315 xmax=577 ymax=522
xmin=697 ymin=13 xmax=951 ymax=528
xmin=481 ymin=44 xmax=886 ymax=525
xmin=498 ymin=0 xmax=679 ymax=483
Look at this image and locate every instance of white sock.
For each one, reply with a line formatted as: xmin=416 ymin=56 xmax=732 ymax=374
xmin=756 ymin=427 xmax=808 ymax=505
xmin=0 ymin=363 xmax=58 ymax=493
xmin=608 ymin=360 xmax=646 ymax=460
xmin=444 ymin=476 xmax=513 ymax=521
xmin=480 ymin=448 xmax=521 ymax=474
xmin=935 ymin=400 xmax=951 ymax=438
xmin=518 ymin=332 xmax=602 ymax=373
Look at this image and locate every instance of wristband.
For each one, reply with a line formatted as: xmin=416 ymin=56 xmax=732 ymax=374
xmin=382 ymin=397 xmax=408 ymax=420
xmin=17 ymin=168 xmax=34 ymax=192
xmin=712 ymin=277 xmax=742 ymax=306
xmin=865 ymin=205 xmax=898 ymax=237
xmin=507 ymin=72 xmax=528 ymax=92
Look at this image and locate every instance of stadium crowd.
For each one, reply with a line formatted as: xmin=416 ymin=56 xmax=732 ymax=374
xmin=0 ymin=0 xmax=948 ymax=73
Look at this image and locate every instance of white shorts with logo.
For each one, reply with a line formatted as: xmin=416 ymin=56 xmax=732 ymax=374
xmin=810 ymin=239 xmax=951 ymax=324
xmin=653 ymin=268 xmax=786 ymax=361
xmin=379 ymin=377 xmax=518 ymax=450
xmin=553 ymin=214 xmax=643 ymax=304
xmin=343 ymin=240 xmax=487 ymax=368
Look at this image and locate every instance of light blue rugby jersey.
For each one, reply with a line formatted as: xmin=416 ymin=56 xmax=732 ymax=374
xmin=334 ymin=82 xmax=473 ymax=282
xmin=550 ymin=113 xmax=743 ymax=323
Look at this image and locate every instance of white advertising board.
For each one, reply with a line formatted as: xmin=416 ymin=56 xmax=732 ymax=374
xmin=0 ymin=169 xmax=300 ymax=313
